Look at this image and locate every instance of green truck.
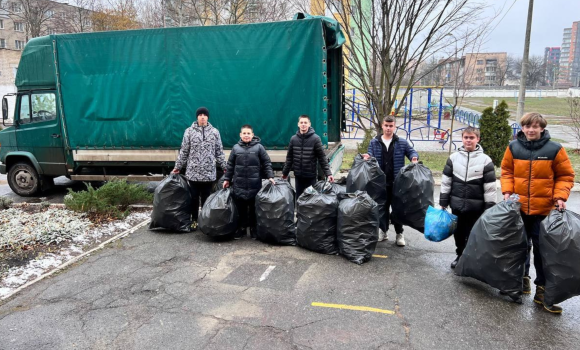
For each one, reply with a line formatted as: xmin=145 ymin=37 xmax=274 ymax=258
xmin=0 ymin=15 xmax=346 ymax=196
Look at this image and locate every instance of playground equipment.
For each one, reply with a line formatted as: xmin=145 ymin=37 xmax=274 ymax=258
xmin=342 ymin=87 xmax=521 ymax=150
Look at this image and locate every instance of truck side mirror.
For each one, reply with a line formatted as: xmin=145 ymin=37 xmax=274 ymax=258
xmin=2 ymin=97 xmax=7 ymax=120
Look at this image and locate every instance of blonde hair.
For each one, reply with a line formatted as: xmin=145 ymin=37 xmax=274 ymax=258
xmin=520 ymin=112 xmax=547 ymax=128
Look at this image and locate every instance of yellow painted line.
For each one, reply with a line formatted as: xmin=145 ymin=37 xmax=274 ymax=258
xmin=372 ymin=254 xmax=388 ymax=258
xmin=311 ymin=302 xmax=395 ymax=315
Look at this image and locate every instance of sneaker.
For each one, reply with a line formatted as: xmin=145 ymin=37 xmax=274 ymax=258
xmin=234 ymin=227 xmax=246 ymax=240
xmin=523 ymin=276 xmax=531 ymax=294
xmin=250 ymin=227 xmax=257 ymax=240
xmin=542 ymin=302 xmax=563 ymax=314
xmin=450 ymin=256 xmax=460 ymax=269
xmin=378 ymin=229 xmax=385 ymax=242
xmin=191 ymin=221 xmax=198 ymax=232
xmin=533 ymin=285 xmax=545 ymax=305
xmin=396 ymin=233 xmax=406 ymax=247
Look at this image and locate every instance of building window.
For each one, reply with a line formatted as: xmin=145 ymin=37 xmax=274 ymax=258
xmin=0 ymin=19 xmax=3 ymax=29
xmin=477 ymin=60 xmax=483 ymax=65
xmin=46 ymin=10 xmax=54 ymax=18
xmin=83 ymin=18 xmax=91 ymax=26
xmin=476 ymin=68 xmax=483 ymax=73
xmin=59 ymin=12 xmax=67 ymax=19
xmin=15 ymin=40 xmax=24 ymax=50
xmin=47 ymin=28 xmax=57 ymax=35
xmin=14 ymin=22 xmax=23 ymax=32
xmin=0 ymin=39 xmax=5 ymax=48
xmin=11 ymin=2 xmax=22 ymax=13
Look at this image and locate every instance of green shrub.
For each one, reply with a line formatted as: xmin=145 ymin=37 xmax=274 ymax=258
xmin=479 ymin=100 xmax=512 ymax=166
xmin=64 ymin=179 xmax=153 ymax=218
xmin=357 ymin=129 xmax=375 ymax=154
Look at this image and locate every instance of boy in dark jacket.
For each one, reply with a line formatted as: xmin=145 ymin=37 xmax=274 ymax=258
xmin=363 ymin=116 xmax=418 ymax=247
xmin=224 ymin=125 xmax=275 ymax=239
xmin=439 ymin=127 xmax=496 ymax=269
xmin=282 ymin=115 xmax=334 ymax=199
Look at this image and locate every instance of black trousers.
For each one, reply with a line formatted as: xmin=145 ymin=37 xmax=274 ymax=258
xmin=234 ymin=197 xmax=256 ymax=228
xmin=451 ymin=209 xmax=484 ymax=256
xmin=385 ymin=185 xmax=404 ymax=234
xmin=188 ymin=180 xmax=213 ymax=221
xmin=522 ymin=213 xmax=547 ymax=286
xmin=295 ymin=176 xmax=317 ymax=200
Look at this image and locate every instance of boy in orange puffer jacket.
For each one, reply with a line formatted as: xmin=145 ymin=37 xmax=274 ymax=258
xmin=501 ymin=112 xmax=575 ymax=314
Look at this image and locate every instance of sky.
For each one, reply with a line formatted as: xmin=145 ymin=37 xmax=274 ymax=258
xmin=481 ymin=0 xmax=580 ymax=57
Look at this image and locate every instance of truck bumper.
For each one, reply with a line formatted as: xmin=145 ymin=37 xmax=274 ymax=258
xmin=0 ymin=163 xmax=6 ymax=174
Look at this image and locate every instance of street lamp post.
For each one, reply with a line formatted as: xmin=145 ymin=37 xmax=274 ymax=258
xmin=447 ymin=33 xmax=458 ymax=155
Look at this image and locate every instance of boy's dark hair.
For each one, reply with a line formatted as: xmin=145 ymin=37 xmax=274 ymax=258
xmin=241 ymin=124 xmax=253 ymax=132
xmin=382 ymin=116 xmax=396 ymax=124
xmin=462 ymin=127 xmax=480 ymax=138
xmin=298 ymin=115 xmax=311 ymax=122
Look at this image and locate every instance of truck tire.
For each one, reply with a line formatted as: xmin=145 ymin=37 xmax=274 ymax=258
xmin=7 ymin=162 xmax=41 ymax=197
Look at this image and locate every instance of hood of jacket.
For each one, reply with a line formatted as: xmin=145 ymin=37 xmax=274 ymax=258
xmin=237 ymin=136 xmax=261 ymax=147
xmin=457 ymin=144 xmax=484 ymax=157
xmin=191 ymin=121 xmax=214 ymax=132
xmin=516 ymin=129 xmax=551 ymax=151
xmin=296 ymin=127 xmax=316 ymax=139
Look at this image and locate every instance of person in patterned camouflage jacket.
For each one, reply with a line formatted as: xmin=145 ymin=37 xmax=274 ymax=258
xmin=172 ymin=107 xmax=227 ymax=230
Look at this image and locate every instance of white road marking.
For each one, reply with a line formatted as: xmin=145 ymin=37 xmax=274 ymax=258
xmin=259 ymin=265 xmax=276 ymax=282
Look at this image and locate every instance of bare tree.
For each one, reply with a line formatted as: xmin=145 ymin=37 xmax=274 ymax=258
xmin=138 ymin=0 xmax=164 ymax=28
xmin=513 ymin=55 xmax=546 ymax=87
xmin=48 ymin=0 xmax=97 ymax=33
xmin=292 ymin=0 xmax=489 ymax=132
xmin=1 ymin=0 xmax=58 ymax=39
xmin=91 ymin=0 xmax=140 ymax=31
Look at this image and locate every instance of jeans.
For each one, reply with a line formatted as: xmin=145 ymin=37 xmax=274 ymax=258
xmin=385 ymin=185 xmax=404 ymax=234
xmin=522 ymin=213 xmax=547 ymax=286
xmin=295 ymin=176 xmax=317 ymax=201
xmin=451 ymin=210 xmax=484 ymax=256
xmin=188 ymin=181 xmax=213 ymax=221
xmin=234 ymin=197 xmax=256 ymax=229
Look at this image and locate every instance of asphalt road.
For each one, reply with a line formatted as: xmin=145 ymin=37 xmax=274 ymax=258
xmin=1 ymin=193 xmax=579 ymax=349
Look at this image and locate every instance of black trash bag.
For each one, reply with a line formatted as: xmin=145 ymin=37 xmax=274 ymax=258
xmin=391 ymin=162 xmax=435 ymax=233
xmin=198 ymin=188 xmax=239 ymax=237
xmin=255 ymin=179 xmax=296 ymax=245
xmin=346 ymin=154 xmax=387 ymax=231
xmin=540 ymin=209 xmax=580 ymax=306
xmin=337 ymin=191 xmax=380 ymax=264
xmin=296 ymin=186 xmax=340 ymax=254
xmin=312 ymin=180 xmax=346 ymax=195
xmin=149 ymin=174 xmax=192 ymax=232
xmin=455 ymin=197 xmax=527 ymax=301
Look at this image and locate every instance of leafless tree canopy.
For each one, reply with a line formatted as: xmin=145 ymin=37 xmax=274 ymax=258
xmin=1 ymin=0 xmax=56 ymax=39
xmin=158 ymin=0 xmax=293 ymax=27
xmin=292 ymin=0 xmax=488 ymax=130
xmin=512 ymin=55 xmax=547 ymax=87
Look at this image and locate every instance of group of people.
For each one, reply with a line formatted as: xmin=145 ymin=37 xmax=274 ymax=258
xmin=173 ymin=107 xmax=575 ymax=314
xmin=172 ymin=107 xmax=333 ymax=240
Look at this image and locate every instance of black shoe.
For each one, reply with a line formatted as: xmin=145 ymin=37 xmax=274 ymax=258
xmin=523 ymin=276 xmax=531 ymax=294
xmin=450 ymin=256 xmax=460 ymax=269
xmin=234 ymin=227 xmax=246 ymax=240
xmin=250 ymin=227 xmax=257 ymax=240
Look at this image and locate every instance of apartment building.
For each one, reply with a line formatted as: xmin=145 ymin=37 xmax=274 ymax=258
xmin=558 ymin=21 xmax=580 ymax=87
xmin=544 ymin=47 xmax=560 ymax=87
xmin=437 ymin=52 xmax=507 ymax=87
xmin=0 ymin=1 xmax=93 ymax=85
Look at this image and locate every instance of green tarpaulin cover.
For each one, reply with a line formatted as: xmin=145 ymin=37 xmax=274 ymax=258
xmin=16 ymin=17 xmax=343 ymax=150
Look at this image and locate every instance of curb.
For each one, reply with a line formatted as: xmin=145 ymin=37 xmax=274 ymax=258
xmin=1 ymin=218 xmax=151 ymax=301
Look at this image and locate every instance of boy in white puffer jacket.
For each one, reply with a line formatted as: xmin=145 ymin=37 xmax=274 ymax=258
xmin=439 ymin=127 xmax=497 ymax=269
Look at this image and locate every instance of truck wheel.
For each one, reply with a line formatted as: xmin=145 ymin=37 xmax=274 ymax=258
xmin=8 ymin=162 xmax=41 ymax=197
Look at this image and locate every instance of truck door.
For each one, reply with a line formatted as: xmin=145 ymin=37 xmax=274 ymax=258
xmin=15 ymin=91 xmax=66 ymax=175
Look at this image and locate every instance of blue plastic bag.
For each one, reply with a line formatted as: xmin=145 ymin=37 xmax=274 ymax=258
xmin=424 ymin=206 xmax=457 ymax=242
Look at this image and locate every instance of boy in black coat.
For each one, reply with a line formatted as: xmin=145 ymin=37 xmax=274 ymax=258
xmin=224 ymin=125 xmax=275 ymax=239
xmin=282 ymin=115 xmax=334 ymax=199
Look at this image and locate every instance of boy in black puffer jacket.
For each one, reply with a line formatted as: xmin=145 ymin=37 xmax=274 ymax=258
xmin=440 ymin=127 xmax=497 ymax=269
xmin=224 ymin=125 xmax=275 ymax=239
xmin=282 ymin=115 xmax=334 ymax=199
